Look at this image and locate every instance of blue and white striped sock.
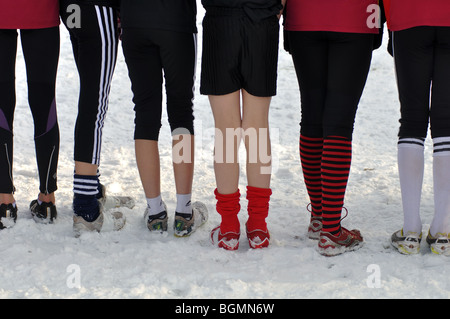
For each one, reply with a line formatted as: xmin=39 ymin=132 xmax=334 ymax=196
xmin=73 ymin=174 xmax=100 ymax=221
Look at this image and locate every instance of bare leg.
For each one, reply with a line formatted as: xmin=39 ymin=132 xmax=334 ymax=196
xmin=172 ymin=134 xmax=194 ymax=195
xmin=135 ymin=139 xmax=160 ymax=198
xmin=241 ymin=89 xmax=272 ymax=188
xmin=0 ymin=193 xmax=15 ymax=205
xmin=38 ymin=192 xmax=56 ymax=204
xmin=209 ymin=91 xmax=242 ymax=195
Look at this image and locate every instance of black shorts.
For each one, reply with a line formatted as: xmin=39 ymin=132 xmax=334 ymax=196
xmin=200 ymin=7 xmax=279 ymax=97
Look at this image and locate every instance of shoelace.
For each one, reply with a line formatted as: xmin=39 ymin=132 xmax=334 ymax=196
xmin=433 ymin=233 xmax=450 ymax=244
xmin=307 ymin=203 xmax=348 ymax=221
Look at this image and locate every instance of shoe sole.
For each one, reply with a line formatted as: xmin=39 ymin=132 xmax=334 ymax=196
xmin=318 ymin=236 xmax=363 ymax=257
xmin=430 ymin=242 xmax=450 ymax=256
xmin=391 ymin=241 xmax=420 ymax=255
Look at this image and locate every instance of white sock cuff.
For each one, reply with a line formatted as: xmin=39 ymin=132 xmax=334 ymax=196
xmin=146 ymin=195 xmax=165 ymax=216
xmin=433 ymin=136 xmax=450 ymax=157
xmin=176 ymin=193 xmax=192 ymax=214
xmin=398 ymin=137 xmax=425 ymax=150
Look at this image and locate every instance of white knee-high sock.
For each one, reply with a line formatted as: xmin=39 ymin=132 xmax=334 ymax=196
xmin=430 ymin=137 xmax=450 ymax=236
xmin=397 ymin=138 xmax=425 ymax=234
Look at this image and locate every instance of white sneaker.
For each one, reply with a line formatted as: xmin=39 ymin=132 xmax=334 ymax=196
xmin=73 ymin=202 xmax=126 ymax=237
xmin=391 ymin=229 xmax=422 ymax=255
xmin=174 ymin=201 xmax=208 ymax=237
xmin=73 ymin=211 xmax=104 ymax=238
xmin=426 ymin=231 xmax=450 ymax=256
xmin=144 ymin=202 xmax=168 ymax=232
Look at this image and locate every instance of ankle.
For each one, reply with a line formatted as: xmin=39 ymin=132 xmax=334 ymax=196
xmin=220 ymin=215 xmax=240 ymax=234
xmin=246 ymin=186 xmax=271 ymax=230
xmin=215 ymin=188 xmax=241 ymax=233
xmin=0 ymin=193 xmax=15 ymax=205
xmin=38 ymin=192 xmax=55 ymax=204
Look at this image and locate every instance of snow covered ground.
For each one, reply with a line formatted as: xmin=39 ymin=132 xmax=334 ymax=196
xmin=2 ymin=3 xmax=449 ymax=299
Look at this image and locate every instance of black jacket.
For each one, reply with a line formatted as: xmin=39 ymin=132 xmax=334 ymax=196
xmin=120 ymin=0 xmax=197 ymax=33
xmin=201 ymin=0 xmax=282 ymax=22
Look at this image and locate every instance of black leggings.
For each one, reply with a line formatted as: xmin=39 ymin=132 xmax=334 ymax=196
xmin=121 ymin=28 xmax=196 ymax=141
xmin=393 ymin=26 xmax=450 ymax=139
xmin=0 ymin=27 xmax=60 ymax=194
xmin=60 ymin=1 xmax=119 ymax=165
xmin=287 ymin=31 xmax=374 ymax=139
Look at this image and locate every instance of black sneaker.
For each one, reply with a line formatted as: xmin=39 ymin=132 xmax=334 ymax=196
xmin=0 ymin=203 xmax=17 ymax=229
xmin=30 ymin=200 xmax=57 ymax=224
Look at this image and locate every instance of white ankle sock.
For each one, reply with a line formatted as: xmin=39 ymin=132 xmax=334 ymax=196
xmin=430 ymin=137 xmax=450 ymax=236
xmin=176 ymin=193 xmax=192 ymax=215
xmin=398 ymin=138 xmax=424 ymax=234
xmin=146 ymin=195 xmax=165 ymax=216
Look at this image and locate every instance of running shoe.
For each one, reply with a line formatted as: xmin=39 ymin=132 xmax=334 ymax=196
xmin=390 ymin=229 xmax=422 ymax=255
xmin=144 ymin=202 xmax=168 ymax=232
xmin=318 ymin=227 xmax=364 ymax=256
xmin=0 ymin=203 xmax=17 ymax=229
xmin=426 ymin=231 xmax=450 ymax=256
xmin=73 ymin=210 xmax=104 ymax=237
xmin=174 ymin=201 xmax=208 ymax=237
xmin=246 ymin=226 xmax=270 ymax=249
xmin=30 ymin=200 xmax=57 ymax=224
xmin=308 ymin=216 xmax=322 ymax=240
xmin=211 ymin=226 xmax=240 ymax=251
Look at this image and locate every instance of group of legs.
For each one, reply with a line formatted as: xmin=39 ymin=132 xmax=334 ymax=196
xmin=2 ymin=5 xmax=449 ymax=257
xmin=66 ymin=2 xmax=205 ymax=236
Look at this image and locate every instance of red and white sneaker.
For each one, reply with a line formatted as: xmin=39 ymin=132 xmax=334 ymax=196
xmin=318 ymin=227 xmax=363 ymax=256
xmin=246 ymin=226 xmax=270 ymax=249
xmin=307 ymin=217 xmax=322 ymax=240
xmin=211 ymin=226 xmax=240 ymax=251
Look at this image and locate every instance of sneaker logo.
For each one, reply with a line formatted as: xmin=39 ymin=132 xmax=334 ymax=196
xmin=175 ymin=221 xmax=184 ymax=230
xmin=338 ymin=236 xmax=353 ymax=246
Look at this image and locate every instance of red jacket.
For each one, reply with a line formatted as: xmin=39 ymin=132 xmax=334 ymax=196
xmin=284 ymin=0 xmax=379 ymax=34
xmin=384 ymin=0 xmax=450 ymax=31
xmin=0 ymin=0 xmax=59 ymax=29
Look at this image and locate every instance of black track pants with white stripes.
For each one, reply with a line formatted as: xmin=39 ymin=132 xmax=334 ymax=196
xmin=0 ymin=27 xmax=60 ymax=194
xmin=60 ymin=1 xmax=119 ymax=165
